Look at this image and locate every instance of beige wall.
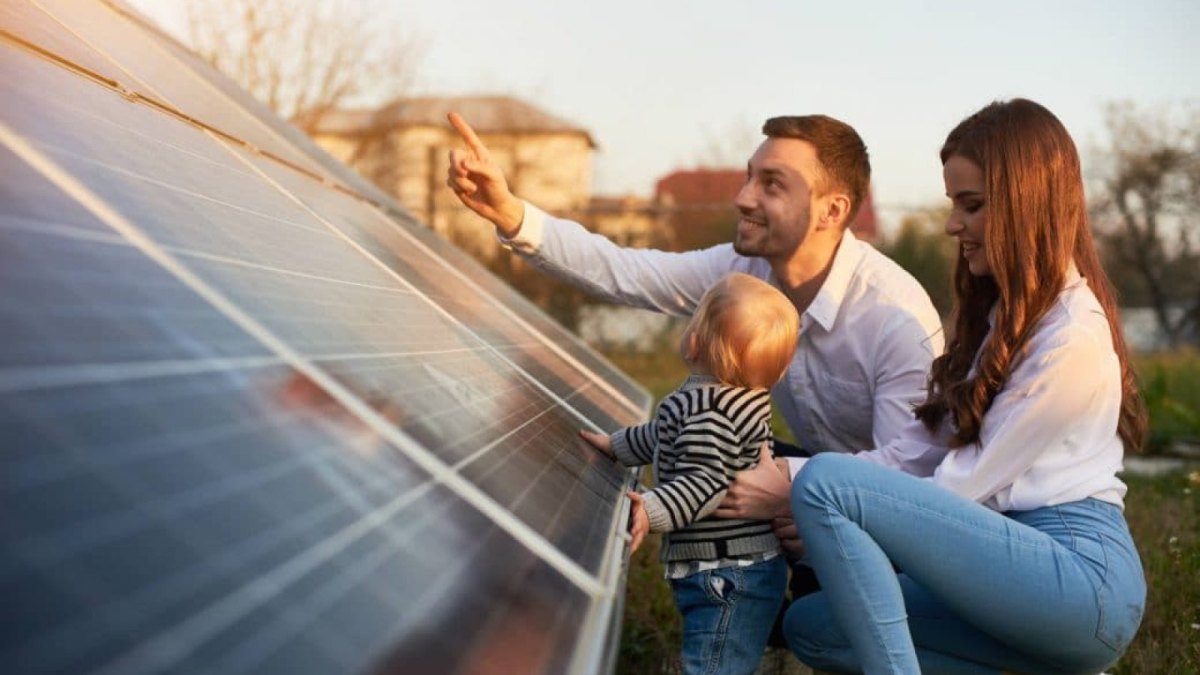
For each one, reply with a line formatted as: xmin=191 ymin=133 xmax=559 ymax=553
xmin=589 ymin=199 xmax=668 ymax=249
xmin=312 ymin=134 xmax=358 ymax=165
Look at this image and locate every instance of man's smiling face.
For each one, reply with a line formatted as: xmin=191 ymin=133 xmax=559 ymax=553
xmin=732 ymin=137 xmax=821 ymax=262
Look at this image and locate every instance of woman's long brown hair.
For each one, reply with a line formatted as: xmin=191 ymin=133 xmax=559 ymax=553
xmin=913 ymin=99 xmax=1147 ymax=453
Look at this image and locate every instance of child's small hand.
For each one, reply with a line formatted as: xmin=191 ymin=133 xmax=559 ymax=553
xmin=627 ymin=491 xmax=650 ymax=553
xmin=579 ymin=429 xmax=614 ymax=459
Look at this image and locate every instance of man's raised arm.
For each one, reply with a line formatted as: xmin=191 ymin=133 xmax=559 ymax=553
xmin=444 ymin=112 xmax=744 ymax=317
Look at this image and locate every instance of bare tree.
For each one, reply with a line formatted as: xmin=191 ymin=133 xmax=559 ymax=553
xmin=179 ymin=0 xmax=424 ymax=135
xmin=1091 ymin=101 xmax=1200 ymax=348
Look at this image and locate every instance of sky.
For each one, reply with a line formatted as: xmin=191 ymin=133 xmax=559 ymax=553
xmin=133 ymin=0 xmax=1199 ymax=231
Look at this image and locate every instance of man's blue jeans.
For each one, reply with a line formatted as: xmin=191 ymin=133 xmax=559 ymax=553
xmin=670 ymin=555 xmax=788 ymax=675
xmin=784 ymin=453 xmax=1145 ymax=674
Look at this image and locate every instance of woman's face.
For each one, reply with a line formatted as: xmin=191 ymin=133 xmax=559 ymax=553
xmin=943 ymin=155 xmax=990 ymax=277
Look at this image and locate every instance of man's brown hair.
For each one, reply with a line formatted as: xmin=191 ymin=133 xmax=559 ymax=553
xmin=762 ymin=115 xmax=871 ymax=227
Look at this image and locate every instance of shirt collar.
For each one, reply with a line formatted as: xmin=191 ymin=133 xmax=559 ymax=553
xmin=804 ymin=228 xmax=865 ymax=332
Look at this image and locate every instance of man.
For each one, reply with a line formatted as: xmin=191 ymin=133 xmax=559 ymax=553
xmin=445 ymin=111 xmax=943 ymax=563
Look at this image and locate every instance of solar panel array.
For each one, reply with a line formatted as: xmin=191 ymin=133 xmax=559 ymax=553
xmin=0 ymin=2 xmax=652 ymax=673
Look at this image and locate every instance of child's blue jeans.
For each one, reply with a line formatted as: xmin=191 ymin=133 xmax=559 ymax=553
xmin=784 ymin=453 xmax=1146 ymax=674
xmin=670 ymin=555 xmax=788 ymax=675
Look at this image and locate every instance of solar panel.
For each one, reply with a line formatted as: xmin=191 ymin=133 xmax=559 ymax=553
xmin=0 ymin=2 xmax=652 ymax=673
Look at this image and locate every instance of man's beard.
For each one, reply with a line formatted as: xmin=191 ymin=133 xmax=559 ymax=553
xmin=733 ymin=213 xmax=769 ymax=256
xmin=733 ymin=209 xmax=809 ymax=259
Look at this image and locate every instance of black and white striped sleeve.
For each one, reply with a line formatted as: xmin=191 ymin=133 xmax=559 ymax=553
xmin=610 ymin=418 xmax=657 ymax=467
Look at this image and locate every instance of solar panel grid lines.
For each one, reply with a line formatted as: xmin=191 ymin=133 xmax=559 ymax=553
xmin=227 ymin=143 xmax=650 ymax=422
xmin=25 ymin=0 xmax=351 ymax=187
xmin=0 ymin=0 xmax=127 ymax=90
xmin=562 ymin=400 xmax=639 ymax=675
xmin=97 ymin=0 xmax=652 ymax=415
xmin=0 ymin=116 xmax=610 ymax=591
xmin=2 ymin=3 xmax=652 ymax=672
xmin=2 ymin=360 xmax=595 ymax=667
xmin=391 ymin=222 xmax=652 ymax=411
xmin=0 ymin=3 xmax=335 ymax=201
xmin=0 ymin=275 xmax=604 ymax=672
xmin=2 ymin=365 xmax=410 ymax=667
xmin=97 ymin=0 xmax=406 ymax=211
xmin=219 ymin=142 xmax=640 ymax=440
xmin=0 ymin=355 xmax=287 ymax=396
xmin=84 ymin=468 xmax=457 ymax=675
xmin=4 ymin=2 xmax=652 ymax=420
xmin=0 ymin=189 xmax=275 ymax=377
xmin=0 ymin=117 xmax=618 ymax=673
xmin=358 ymin=208 xmax=653 ymax=412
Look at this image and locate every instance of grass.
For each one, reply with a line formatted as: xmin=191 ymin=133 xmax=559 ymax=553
xmin=617 ymin=534 xmax=682 ymax=674
xmin=608 ymin=346 xmax=1200 ymax=673
xmin=1137 ymin=349 xmax=1200 ymax=455
xmin=1114 ymin=471 xmax=1200 ymax=674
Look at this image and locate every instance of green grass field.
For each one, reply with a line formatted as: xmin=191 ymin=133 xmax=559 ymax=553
xmin=1115 ymin=471 xmax=1200 ymax=674
xmin=1138 ymin=349 xmax=1200 ymax=456
xmin=607 ymin=347 xmax=1200 ymax=673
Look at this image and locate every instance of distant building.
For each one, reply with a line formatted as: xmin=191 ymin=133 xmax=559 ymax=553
xmin=655 ymin=169 xmax=746 ymax=210
xmin=587 ymin=195 xmax=670 ymax=249
xmin=312 ymin=95 xmax=595 ymax=258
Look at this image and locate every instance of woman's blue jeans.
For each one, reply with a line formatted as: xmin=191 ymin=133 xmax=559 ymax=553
xmin=670 ymin=555 xmax=788 ymax=675
xmin=783 ymin=453 xmax=1145 ymax=675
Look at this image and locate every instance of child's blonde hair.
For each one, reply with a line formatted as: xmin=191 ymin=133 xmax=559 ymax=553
xmin=688 ymin=273 xmax=800 ymax=389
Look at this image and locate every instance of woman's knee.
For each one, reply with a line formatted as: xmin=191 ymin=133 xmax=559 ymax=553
xmin=791 ymin=452 xmax=858 ymax=514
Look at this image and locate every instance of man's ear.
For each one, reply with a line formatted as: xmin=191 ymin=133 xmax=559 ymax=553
xmin=816 ymin=193 xmax=852 ymax=231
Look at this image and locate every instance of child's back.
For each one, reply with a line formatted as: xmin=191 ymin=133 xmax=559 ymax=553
xmin=616 ymin=377 xmax=780 ymax=562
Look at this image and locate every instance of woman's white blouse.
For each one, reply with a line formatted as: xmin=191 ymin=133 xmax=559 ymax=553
xmin=789 ymin=267 xmax=1129 ymax=511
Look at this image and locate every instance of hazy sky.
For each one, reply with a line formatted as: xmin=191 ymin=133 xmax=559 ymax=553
xmin=134 ymin=0 xmax=1199 ymax=229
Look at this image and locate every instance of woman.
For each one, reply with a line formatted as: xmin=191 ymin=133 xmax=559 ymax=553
xmin=782 ymin=99 xmax=1147 ymax=674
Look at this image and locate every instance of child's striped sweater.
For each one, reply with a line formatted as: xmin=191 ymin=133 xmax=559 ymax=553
xmin=611 ymin=375 xmax=781 ymax=562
